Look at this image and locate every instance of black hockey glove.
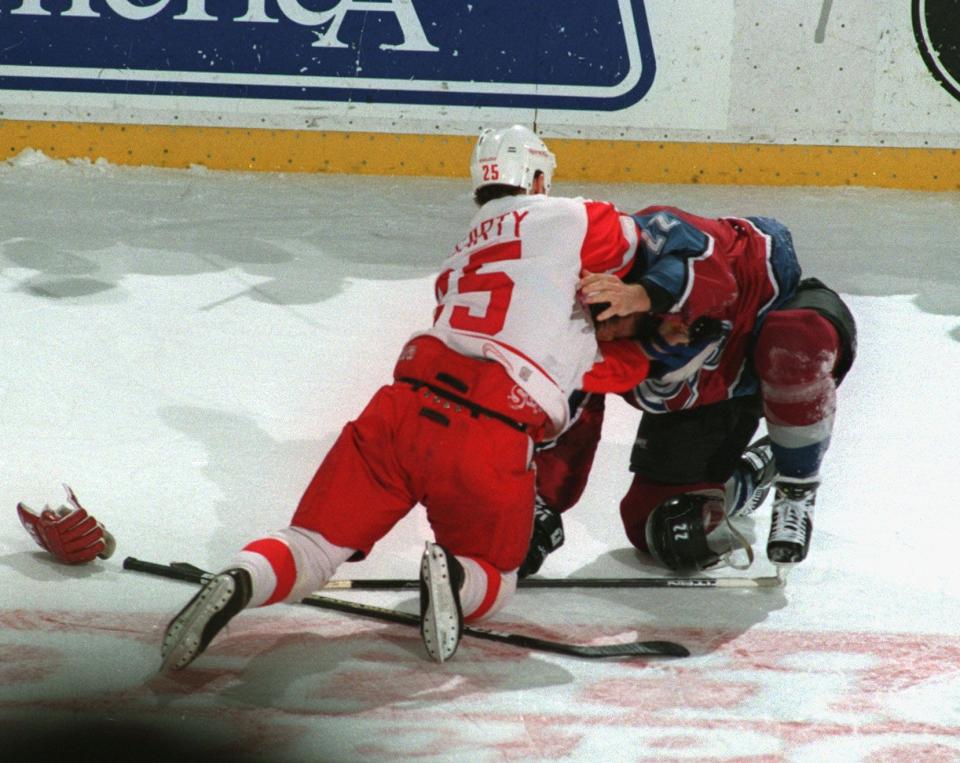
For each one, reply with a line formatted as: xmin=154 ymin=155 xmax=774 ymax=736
xmin=518 ymin=500 xmax=564 ymax=578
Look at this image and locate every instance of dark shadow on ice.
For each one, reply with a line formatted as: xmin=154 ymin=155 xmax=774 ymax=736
xmin=5 ymin=164 xmax=955 ymax=335
xmin=0 ymin=549 xmax=111 ymax=582
xmin=157 ymin=405 xmax=340 ymax=562
xmin=3 ymin=717 xmax=274 ymax=763
xmin=0 ymin=166 xmax=464 ymax=309
xmin=552 ymin=545 xmax=789 ymax=657
xmin=151 ymin=625 xmax=575 ymax=713
xmin=21 ymin=276 xmax=116 ymax=299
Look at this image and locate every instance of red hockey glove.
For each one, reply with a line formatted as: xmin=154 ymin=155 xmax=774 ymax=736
xmin=17 ymin=486 xmax=116 ymax=564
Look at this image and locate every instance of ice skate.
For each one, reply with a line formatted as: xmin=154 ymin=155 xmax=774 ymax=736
xmin=160 ymin=567 xmax=252 ymax=671
xmin=518 ymin=494 xmax=565 ymax=578
xmin=767 ymin=479 xmax=817 ymax=564
xmin=419 ymin=542 xmax=464 ymax=663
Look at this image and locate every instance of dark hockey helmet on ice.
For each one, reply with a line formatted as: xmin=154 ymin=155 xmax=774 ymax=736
xmin=645 ymin=489 xmax=733 ymax=572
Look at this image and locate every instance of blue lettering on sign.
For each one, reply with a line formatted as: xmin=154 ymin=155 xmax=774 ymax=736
xmin=0 ymin=1 xmax=656 ymax=110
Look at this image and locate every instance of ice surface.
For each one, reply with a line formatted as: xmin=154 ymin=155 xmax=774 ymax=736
xmin=1 ymin=152 xmax=958 ymax=761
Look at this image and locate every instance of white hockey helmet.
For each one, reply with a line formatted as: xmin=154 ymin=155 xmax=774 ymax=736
xmin=470 ymin=125 xmax=557 ymax=194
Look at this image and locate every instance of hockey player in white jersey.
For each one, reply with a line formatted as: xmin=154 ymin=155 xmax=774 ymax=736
xmin=159 ymin=125 xmax=648 ymax=669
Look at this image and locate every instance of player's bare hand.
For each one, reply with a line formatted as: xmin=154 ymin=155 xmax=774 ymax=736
xmin=579 ymin=272 xmax=652 ymax=322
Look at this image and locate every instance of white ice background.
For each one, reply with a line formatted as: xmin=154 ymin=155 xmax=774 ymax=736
xmin=1 ymin=151 xmax=958 ymax=762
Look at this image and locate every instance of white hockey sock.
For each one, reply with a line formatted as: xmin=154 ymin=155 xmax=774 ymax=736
xmin=229 ymin=527 xmax=355 ymax=608
xmin=457 ymin=555 xmax=517 ymax=622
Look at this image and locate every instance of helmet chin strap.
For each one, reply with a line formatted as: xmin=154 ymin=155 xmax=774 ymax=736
xmin=707 ymin=512 xmax=755 ymax=571
xmin=645 ymin=489 xmax=756 ymax=573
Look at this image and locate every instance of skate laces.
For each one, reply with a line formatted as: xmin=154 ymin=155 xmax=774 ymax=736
xmin=770 ymin=487 xmax=814 ymax=545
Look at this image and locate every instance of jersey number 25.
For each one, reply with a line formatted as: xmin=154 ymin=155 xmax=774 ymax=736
xmin=438 ymin=241 xmax=520 ymax=335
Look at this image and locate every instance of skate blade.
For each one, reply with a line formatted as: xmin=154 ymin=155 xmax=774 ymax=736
xmin=160 ymin=575 xmax=236 ymax=671
xmin=421 ymin=546 xmax=460 ymax=663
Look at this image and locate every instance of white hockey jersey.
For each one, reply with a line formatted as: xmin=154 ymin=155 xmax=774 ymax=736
xmin=423 ymin=193 xmax=639 ymax=434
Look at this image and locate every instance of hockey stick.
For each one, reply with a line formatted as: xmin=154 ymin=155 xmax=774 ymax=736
xmin=123 ymin=556 xmax=784 ymax=590
xmin=123 ymin=557 xmax=689 ymax=658
xmin=302 ymin=596 xmax=687 ymax=658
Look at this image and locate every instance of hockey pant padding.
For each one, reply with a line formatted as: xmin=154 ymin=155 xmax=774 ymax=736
xmin=232 ymin=527 xmax=355 ymax=607
xmin=755 ymin=309 xmax=840 ymax=479
xmin=458 ymin=555 xmax=517 ymax=622
xmin=291 ymin=375 xmax=538 ymax=572
xmin=619 ymin=475 xmax=724 ymax=553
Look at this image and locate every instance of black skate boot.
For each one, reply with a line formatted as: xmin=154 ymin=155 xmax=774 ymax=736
xmin=729 ymin=436 xmax=777 ymax=519
xmin=161 ymin=567 xmax=252 ymax=671
xmin=518 ymin=495 xmax=565 ymax=578
xmin=419 ymin=542 xmax=465 ymax=663
xmin=767 ymin=479 xmax=817 ymax=564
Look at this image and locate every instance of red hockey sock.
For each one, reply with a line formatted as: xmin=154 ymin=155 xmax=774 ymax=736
xmin=755 ymin=309 xmax=840 ymax=477
xmin=234 ymin=528 xmax=355 ymax=607
xmin=458 ymin=555 xmax=516 ymax=622
xmin=241 ymin=537 xmax=298 ymax=606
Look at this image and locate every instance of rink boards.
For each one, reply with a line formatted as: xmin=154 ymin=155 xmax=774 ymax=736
xmin=2 ymin=1 xmax=960 ymax=189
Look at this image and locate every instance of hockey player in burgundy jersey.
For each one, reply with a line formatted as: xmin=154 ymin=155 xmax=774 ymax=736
xmin=522 ymin=206 xmax=857 ymax=577
xmin=159 ymin=125 xmax=648 ymax=670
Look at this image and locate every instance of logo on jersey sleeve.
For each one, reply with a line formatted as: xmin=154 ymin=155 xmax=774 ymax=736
xmin=913 ymin=0 xmax=960 ymax=102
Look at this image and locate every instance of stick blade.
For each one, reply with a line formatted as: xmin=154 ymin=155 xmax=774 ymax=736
xmin=631 ymin=640 xmax=691 ymax=657
xmin=569 ymin=639 xmax=690 ymax=658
